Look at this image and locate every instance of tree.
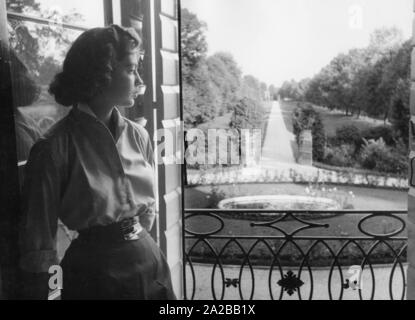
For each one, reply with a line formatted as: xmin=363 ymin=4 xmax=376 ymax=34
xmin=182 ymin=62 xmax=217 ymax=127
xmin=7 ymin=0 xmax=84 ymax=85
xmin=181 ymin=8 xmax=216 ymax=127
xmin=368 ymin=26 xmax=403 ymax=62
xmin=279 ymin=80 xmax=300 ymax=100
xmin=181 ymin=9 xmax=269 ymax=130
xmin=302 ymin=27 xmax=407 ymax=120
xmin=206 ymin=52 xmax=242 ymax=114
xmin=230 ymin=96 xmax=263 ymax=130
xmin=305 ymin=75 xmax=326 ymax=107
xmin=260 ymin=82 xmax=268 ymax=100
xmin=180 ymin=8 xmax=208 ymax=75
xmin=268 ymin=84 xmax=279 ymax=100
xmin=380 ymin=40 xmax=411 ymax=123
xmin=6 ymin=0 xmax=40 ymax=13
xmin=242 ymin=75 xmax=263 ymax=102
xmin=320 ymin=51 xmax=364 ymax=115
xmin=389 ymin=78 xmax=410 ymax=146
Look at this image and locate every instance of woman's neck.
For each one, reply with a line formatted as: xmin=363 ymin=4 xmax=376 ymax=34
xmin=88 ymin=98 xmax=115 ymax=128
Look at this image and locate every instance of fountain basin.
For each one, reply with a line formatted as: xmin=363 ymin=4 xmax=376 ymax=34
xmin=218 ymin=195 xmax=341 ymax=212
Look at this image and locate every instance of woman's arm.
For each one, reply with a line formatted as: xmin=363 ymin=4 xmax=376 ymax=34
xmin=19 ymin=139 xmax=63 ymax=299
xmin=136 ymin=124 xmax=157 ymax=232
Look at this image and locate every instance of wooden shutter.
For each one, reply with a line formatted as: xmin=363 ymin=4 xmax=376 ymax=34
xmin=152 ymin=0 xmax=183 ymax=299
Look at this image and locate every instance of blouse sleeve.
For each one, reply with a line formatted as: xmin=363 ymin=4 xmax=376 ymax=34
xmin=19 ymin=138 xmax=63 ymax=273
xmin=136 ymin=125 xmax=157 ymax=231
xmin=143 ymin=125 xmax=155 ymax=168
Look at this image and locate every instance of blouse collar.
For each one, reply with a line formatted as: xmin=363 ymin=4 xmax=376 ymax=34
xmin=72 ymin=102 xmax=127 ymax=142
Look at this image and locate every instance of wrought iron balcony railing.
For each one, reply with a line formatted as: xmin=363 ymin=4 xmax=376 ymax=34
xmin=183 ymin=209 xmax=407 ymax=300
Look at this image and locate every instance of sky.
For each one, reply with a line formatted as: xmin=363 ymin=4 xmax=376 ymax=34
xmin=181 ymin=0 xmax=413 ymax=87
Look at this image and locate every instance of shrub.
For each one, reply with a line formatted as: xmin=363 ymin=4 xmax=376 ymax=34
xmin=359 ymin=138 xmax=388 ymax=170
xmin=375 ymin=151 xmax=407 ymax=175
xmin=389 ymin=79 xmax=410 ymax=147
xmin=335 ymin=125 xmax=361 ymax=146
xmin=361 ymin=125 xmax=395 ymax=146
xmin=292 ymin=104 xmax=326 ymax=161
xmin=326 ymin=136 xmax=339 ymax=147
xmin=359 ymin=138 xmax=408 ymax=175
xmin=324 ymin=144 xmax=355 ymax=167
xmin=312 ymin=114 xmax=326 ymax=162
xmin=293 ymin=108 xmax=312 ymax=145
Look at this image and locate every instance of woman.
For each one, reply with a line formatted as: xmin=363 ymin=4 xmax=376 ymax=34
xmin=19 ymin=24 xmax=176 ymax=300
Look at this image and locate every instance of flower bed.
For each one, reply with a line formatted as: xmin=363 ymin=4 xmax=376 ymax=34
xmin=186 ymin=165 xmax=408 ymax=189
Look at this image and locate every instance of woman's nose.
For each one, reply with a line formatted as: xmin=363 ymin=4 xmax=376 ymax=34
xmin=135 ymin=70 xmax=144 ymax=86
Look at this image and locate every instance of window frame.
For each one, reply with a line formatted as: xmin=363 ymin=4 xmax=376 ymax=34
xmin=0 ymin=0 xmax=147 ymax=299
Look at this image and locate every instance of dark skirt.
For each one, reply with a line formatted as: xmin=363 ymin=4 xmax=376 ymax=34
xmin=60 ymin=228 xmax=177 ymax=300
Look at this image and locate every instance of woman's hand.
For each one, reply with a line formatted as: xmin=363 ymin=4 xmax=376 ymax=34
xmin=138 ymin=202 xmax=156 ymax=232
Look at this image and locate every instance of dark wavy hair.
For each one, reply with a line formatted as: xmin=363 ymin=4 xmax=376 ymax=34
xmin=49 ymin=24 xmax=141 ymax=107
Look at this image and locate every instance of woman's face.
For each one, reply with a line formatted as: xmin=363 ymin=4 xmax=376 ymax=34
xmin=107 ymin=51 xmax=143 ymax=108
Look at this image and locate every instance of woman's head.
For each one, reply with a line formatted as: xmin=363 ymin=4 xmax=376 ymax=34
xmin=49 ymin=24 xmax=143 ymax=108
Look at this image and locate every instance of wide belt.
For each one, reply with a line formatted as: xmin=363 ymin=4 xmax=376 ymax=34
xmin=77 ymin=215 xmax=144 ymax=243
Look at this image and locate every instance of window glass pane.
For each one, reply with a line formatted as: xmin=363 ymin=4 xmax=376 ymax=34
xmin=6 ymin=1 xmax=106 ymax=275
xmin=6 ymin=0 xmax=105 ymax=28
xmin=120 ymin=0 xmax=147 ymax=123
xmin=161 ymin=0 xmax=176 ymax=18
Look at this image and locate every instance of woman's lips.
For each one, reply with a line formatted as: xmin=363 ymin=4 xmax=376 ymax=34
xmin=137 ymin=85 xmax=146 ymax=95
xmin=131 ymin=86 xmax=145 ymax=98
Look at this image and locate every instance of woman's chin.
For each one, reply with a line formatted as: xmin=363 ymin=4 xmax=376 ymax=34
xmin=119 ymin=99 xmax=136 ymax=108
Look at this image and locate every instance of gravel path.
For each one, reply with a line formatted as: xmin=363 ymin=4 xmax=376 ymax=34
xmin=260 ymin=100 xmax=296 ymax=165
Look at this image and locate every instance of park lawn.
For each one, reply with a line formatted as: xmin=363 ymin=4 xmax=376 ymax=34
xmin=280 ymin=100 xmax=389 ymax=137
xmin=185 ymin=183 xmax=407 ymax=211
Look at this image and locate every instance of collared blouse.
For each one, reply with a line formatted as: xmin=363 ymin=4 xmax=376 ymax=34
xmin=19 ymin=103 xmax=156 ymax=273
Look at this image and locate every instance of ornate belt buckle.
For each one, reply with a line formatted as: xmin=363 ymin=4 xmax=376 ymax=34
xmin=120 ymin=218 xmax=133 ymax=229
xmin=121 ymin=219 xmax=142 ymax=241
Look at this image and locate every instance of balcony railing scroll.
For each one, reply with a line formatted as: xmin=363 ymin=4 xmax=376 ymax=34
xmin=183 ymin=209 xmax=407 ymax=300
